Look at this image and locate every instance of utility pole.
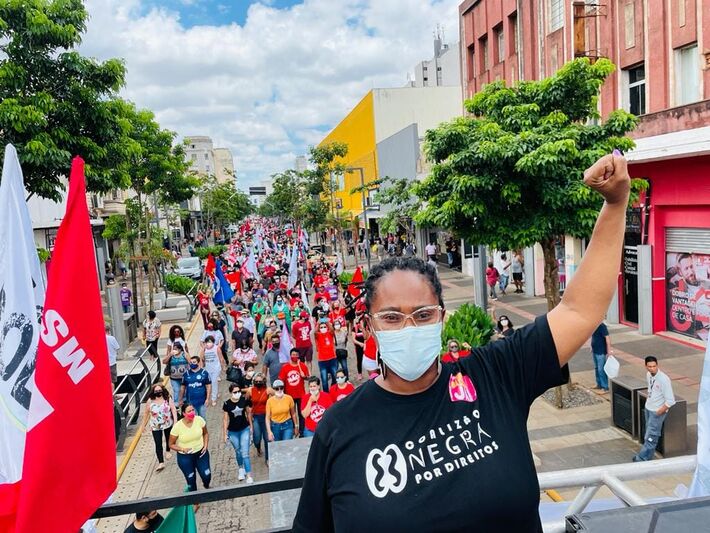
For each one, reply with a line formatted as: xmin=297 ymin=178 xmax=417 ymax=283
xmin=347 ymin=167 xmax=371 ymax=271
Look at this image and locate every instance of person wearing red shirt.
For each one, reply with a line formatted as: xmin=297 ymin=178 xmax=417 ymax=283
xmin=328 ymin=301 xmax=346 ymax=325
xmin=315 ymin=321 xmax=337 ymax=393
xmin=441 ymin=339 xmax=472 ymax=364
xmin=277 ymin=349 xmax=310 ymax=429
xmin=329 ymin=369 xmax=355 ymax=403
xmin=301 ymin=376 xmax=333 ymax=437
xmin=291 ymin=311 xmax=314 ymax=369
xmin=197 ymin=290 xmax=211 ymax=328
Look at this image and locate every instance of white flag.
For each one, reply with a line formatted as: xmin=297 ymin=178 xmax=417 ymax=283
xmin=277 ymin=321 xmax=293 ymax=364
xmin=288 ymin=244 xmax=299 ymax=290
xmin=0 ymin=144 xmax=46 ymax=519
xmin=336 ymin=253 xmax=344 ymax=276
xmin=689 ymin=340 xmax=710 ymax=497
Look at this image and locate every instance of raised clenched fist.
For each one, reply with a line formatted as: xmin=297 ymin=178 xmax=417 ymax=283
xmin=583 ymin=150 xmax=631 ymax=206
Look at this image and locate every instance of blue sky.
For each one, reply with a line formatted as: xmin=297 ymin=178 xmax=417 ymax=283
xmin=82 ymin=0 xmax=460 ymax=190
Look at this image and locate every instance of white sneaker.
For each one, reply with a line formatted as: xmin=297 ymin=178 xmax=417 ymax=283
xmin=246 ymin=475 xmax=254 ymax=484
xmin=238 ymin=467 xmax=246 ymax=481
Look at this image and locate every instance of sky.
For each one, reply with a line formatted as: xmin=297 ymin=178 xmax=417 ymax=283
xmin=80 ymin=0 xmax=460 ymax=191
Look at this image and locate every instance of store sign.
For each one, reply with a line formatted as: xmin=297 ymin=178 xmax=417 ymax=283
xmin=626 ymin=207 xmax=642 ymax=234
xmin=666 ymin=252 xmax=710 ymax=341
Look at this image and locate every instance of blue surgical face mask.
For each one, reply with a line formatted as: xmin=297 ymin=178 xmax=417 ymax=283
xmin=374 ymin=322 xmax=442 ymax=381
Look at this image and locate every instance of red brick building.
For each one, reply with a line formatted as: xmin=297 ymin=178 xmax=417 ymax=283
xmin=459 ymin=0 xmax=710 ymax=341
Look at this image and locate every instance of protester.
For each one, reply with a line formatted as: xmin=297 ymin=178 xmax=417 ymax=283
xmin=120 ymin=283 xmax=132 ymax=314
xmin=105 ymin=325 xmax=120 ymax=389
xmin=243 ymin=361 xmax=256 ymax=388
xmin=314 ymin=320 xmax=337 ymax=393
xmin=292 ymin=310 xmax=314 ymax=370
xmin=233 ymin=341 xmax=258 ymax=370
xmin=163 ymin=343 xmax=189 ymax=403
xmin=266 ymin=379 xmax=299 ymax=442
xmin=278 ymin=348 xmax=310 ymax=428
xmin=440 ymin=339 xmax=472 ymax=363
xmin=497 ymin=314 xmax=515 ymax=338
xmin=123 ymin=510 xmax=163 ymax=533
xmin=301 ymin=376 xmax=332 ymax=437
xmin=169 ymin=403 xmax=211 ymax=496
xmin=261 ymin=334 xmax=283 ymax=386
xmin=485 ymin=261 xmax=500 ymax=301
xmin=250 ymin=372 xmax=272 ymax=464
xmin=166 ymin=324 xmax=189 ymax=357
xmin=200 ymin=335 xmax=224 ymax=406
xmin=223 ymin=383 xmax=254 ymax=484
xmin=197 ymin=289 xmax=211 ymax=328
xmin=590 ymin=322 xmax=612 ymax=391
xmin=329 ymin=369 xmax=355 ymax=403
xmin=292 ymin=147 xmax=632 ymax=531
xmin=201 ymin=319 xmax=225 ymax=350
xmin=143 ymin=383 xmax=177 ymax=472
xmin=179 ymin=355 xmax=211 ymax=418
xmin=142 ymin=310 xmax=161 ymax=358
xmin=231 ymin=317 xmax=254 ymax=352
xmin=333 ymin=319 xmax=349 ymax=377
xmin=633 ymin=356 xmax=676 ymax=462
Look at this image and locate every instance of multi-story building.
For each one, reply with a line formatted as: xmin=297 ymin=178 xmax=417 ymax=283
xmin=295 ymin=155 xmax=309 ymax=172
xmin=213 ymin=147 xmax=236 ymax=185
xmin=318 ymin=86 xmax=462 ymax=249
xmin=459 ymin=0 xmax=710 ymax=340
xmin=409 ymin=34 xmax=462 ymax=88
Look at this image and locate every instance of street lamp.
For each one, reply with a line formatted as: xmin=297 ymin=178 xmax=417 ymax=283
xmin=346 ymin=167 xmax=371 ymax=271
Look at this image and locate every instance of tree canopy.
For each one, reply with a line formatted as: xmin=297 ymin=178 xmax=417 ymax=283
xmin=201 ymin=178 xmax=253 ymax=229
xmin=415 ymin=58 xmax=645 ymax=308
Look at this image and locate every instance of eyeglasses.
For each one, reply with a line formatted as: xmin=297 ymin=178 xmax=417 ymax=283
xmin=370 ymin=305 xmax=443 ymax=331
xmin=274 ymin=386 xmax=284 ymax=391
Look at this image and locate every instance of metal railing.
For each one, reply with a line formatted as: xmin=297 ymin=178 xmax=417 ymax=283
xmin=185 ymin=281 xmax=199 ymax=321
xmin=93 ymin=454 xmax=698 ymax=531
xmin=113 ymin=347 xmax=162 ymax=451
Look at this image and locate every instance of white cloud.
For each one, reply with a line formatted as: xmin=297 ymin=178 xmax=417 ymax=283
xmin=80 ymin=0 xmax=460 ymax=189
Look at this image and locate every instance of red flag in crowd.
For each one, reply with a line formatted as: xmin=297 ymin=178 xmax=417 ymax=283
xmin=348 ymin=266 xmax=364 ymax=297
xmin=205 ymin=253 xmax=216 ymax=279
xmin=15 ymin=157 xmax=116 ymax=532
xmin=226 ymin=270 xmax=242 ymax=293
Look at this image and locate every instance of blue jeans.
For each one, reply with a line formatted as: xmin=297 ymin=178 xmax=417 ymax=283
xmin=271 ymin=419 xmax=294 ymax=441
xmin=499 ymin=274 xmax=509 ymax=292
xmin=170 ymin=379 xmax=182 ymax=403
xmin=318 ymin=359 xmax=338 ymax=393
xmin=176 ymin=450 xmax=211 ymax=491
xmin=228 ymin=427 xmax=251 ymax=474
xmin=253 ymin=413 xmax=269 ymax=461
xmin=122 ymin=304 xmax=130 ymax=313
xmin=592 ymin=353 xmax=609 ymax=390
xmin=303 ymin=428 xmax=315 ymax=437
xmin=635 ymin=410 xmax=668 ymax=461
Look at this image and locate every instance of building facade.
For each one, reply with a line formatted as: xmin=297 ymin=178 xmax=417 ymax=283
xmin=459 ymin=0 xmax=710 ymax=340
xmin=410 ymin=36 xmax=462 ymax=88
xmin=212 ymin=147 xmax=236 ymax=185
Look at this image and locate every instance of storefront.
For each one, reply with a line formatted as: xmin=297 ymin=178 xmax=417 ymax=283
xmin=627 ymin=154 xmax=710 ymax=339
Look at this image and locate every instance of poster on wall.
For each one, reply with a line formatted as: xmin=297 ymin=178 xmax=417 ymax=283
xmin=666 ymin=252 xmax=710 ymax=341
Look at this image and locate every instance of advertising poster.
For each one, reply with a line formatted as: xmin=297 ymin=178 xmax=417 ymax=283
xmin=666 ymin=252 xmax=710 ymax=341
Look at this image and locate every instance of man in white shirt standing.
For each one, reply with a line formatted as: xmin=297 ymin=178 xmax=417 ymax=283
xmin=425 ymin=241 xmax=437 ymax=262
xmin=633 ymin=356 xmax=676 ymax=462
xmin=105 ymin=324 xmax=120 ymax=390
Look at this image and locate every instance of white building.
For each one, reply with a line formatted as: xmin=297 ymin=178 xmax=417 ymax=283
xmin=409 ymin=36 xmax=461 ymax=88
xmin=294 ymin=155 xmax=308 ymax=172
xmin=213 ymin=147 xmax=236 ymax=185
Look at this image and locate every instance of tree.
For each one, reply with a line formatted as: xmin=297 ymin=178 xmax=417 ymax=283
xmin=372 ymin=177 xmax=418 ymax=242
xmin=416 ymin=58 xmax=645 ymax=312
xmin=0 ymin=0 xmax=131 ymax=200
xmin=201 ymin=178 xmax=253 ymax=230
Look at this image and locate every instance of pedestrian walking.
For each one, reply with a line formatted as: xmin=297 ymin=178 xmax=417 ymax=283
xmin=223 ymin=383 xmax=254 ymax=484
xmin=266 ymin=379 xmax=300 ymax=442
xmin=485 ymin=261 xmax=500 ymax=300
xmin=511 ymin=252 xmax=524 ymax=293
xmin=498 ymin=253 xmax=511 ymax=295
xmin=123 ymin=511 xmax=163 ymax=533
xmin=329 ymin=369 xmax=355 ymax=403
xmin=117 ymin=259 xmax=128 ymax=280
xmin=105 ymin=325 xmax=120 ymax=390
xmin=179 ymin=355 xmax=211 ymax=418
xmin=169 ymin=403 xmax=211 ymax=498
xmin=351 ymin=308 xmax=366 ymax=381
xmin=165 ymin=325 xmax=189 ymax=358
xmin=333 ymin=319 xmax=349 ymax=377
xmin=197 ymin=289 xmax=211 ymax=329
xmin=277 ymin=350 xmax=309 ymax=430
xmin=301 ymin=376 xmax=332 ymax=437
xmin=315 ymin=321 xmax=338 ymax=393
xmin=143 ymin=383 xmax=177 ymax=472
xmin=201 ymin=335 xmax=224 ymax=406
xmin=120 ymin=283 xmax=132 ymax=313
xmin=164 ymin=343 xmax=189 ymax=403
xmin=142 ymin=311 xmax=161 ymax=358
xmin=496 ymin=315 xmax=515 ymax=339
xmin=249 ymin=372 xmax=273 ymax=465
xmin=590 ymin=322 xmax=612 ymax=391
xmin=633 ymin=356 xmax=676 ymax=462
xmin=261 ymin=334 xmax=283 ymax=386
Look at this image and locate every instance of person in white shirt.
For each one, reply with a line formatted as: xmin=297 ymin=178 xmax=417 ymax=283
xmin=425 ymin=241 xmax=437 ymax=262
xmin=633 ymin=355 xmax=676 ymax=462
xmin=105 ymin=325 xmax=120 ymax=390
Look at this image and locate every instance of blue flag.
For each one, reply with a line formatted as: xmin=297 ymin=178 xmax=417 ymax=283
xmin=212 ymin=259 xmax=235 ymax=305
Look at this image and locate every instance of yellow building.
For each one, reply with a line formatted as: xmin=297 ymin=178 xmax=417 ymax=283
xmin=318 ymin=86 xmax=463 ymax=229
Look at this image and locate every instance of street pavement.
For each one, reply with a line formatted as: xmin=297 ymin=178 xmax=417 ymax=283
xmin=99 ymin=265 xmax=703 ymax=531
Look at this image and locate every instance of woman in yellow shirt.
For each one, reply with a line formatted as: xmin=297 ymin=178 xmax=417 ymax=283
xmin=266 ymin=379 xmax=300 ymax=442
xmin=169 ymin=403 xmax=211 ymax=493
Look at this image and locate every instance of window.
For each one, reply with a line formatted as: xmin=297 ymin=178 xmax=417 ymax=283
xmin=625 ymin=64 xmax=646 ymax=115
xmin=423 ymin=66 xmax=428 ymax=71
xmin=204 ymin=153 xmax=209 ymax=160
xmin=423 ymin=76 xmax=428 ymax=81
xmin=495 ymin=25 xmax=505 ymax=63
xmin=191 ymin=154 xmax=197 ymax=161
xmin=509 ymin=14 xmax=518 ymax=54
xmin=479 ymin=35 xmax=489 ymax=71
xmin=675 ymin=44 xmax=700 ymax=106
xmin=549 ymin=0 xmax=564 ymax=32
xmin=467 ymin=43 xmax=476 ymax=80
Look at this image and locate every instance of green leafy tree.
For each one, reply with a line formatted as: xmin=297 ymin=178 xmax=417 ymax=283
xmin=416 ymin=58 xmax=645 ymax=312
xmin=201 ymin=178 xmax=253 ymax=230
xmin=0 ymin=0 xmax=131 ymax=200
xmin=372 ymin=177 xmax=419 ymax=241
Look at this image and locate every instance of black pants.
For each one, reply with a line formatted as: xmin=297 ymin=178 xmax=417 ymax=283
xmin=355 ymin=344 xmax=364 ymax=374
xmin=147 ymin=339 xmax=159 ymax=358
xmin=294 ymin=397 xmax=305 ymax=435
xmin=152 ymin=427 xmax=171 ymax=463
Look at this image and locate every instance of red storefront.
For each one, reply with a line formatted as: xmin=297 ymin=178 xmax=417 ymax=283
xmin=625 ymin=154 xmax=710 ymax=341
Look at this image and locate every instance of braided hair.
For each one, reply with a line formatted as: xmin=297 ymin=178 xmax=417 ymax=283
xmin=363 ymin=257 xmax=444 ymax=311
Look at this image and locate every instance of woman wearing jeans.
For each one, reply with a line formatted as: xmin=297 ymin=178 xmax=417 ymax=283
xmin=249 ymin=372 xmax=273 ymax=465
xmin=266 ymin=379 xmax=300 ymax=442
xmin=169 ymin=403 xmax=211 ymax=497
xmin=223 ymin=383 xmax=254 ymax=483
xmin=142 ymin=383 xmax=178 ymax=472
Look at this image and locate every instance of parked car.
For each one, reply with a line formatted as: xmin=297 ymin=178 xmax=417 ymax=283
xmin=175 ymin=257 xmax=202 ymax=280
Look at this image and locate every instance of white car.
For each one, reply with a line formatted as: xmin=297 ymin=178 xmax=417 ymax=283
xmin=175 ymin=257 xmax=202 ymax=280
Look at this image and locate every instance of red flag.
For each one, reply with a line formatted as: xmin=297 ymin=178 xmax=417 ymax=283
xmin=226 ymin=271 xmax=242 ymax=294
xmin=348 ymin=266 xmax=364 ymax=297
xmin=205 ymin=252 xmax=216 ymax=279
xmin=16 ymin=157 xmax=116 ymax=532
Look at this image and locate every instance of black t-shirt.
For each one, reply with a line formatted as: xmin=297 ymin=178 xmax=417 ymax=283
xmin=222 ymin=396 xmax=251 ymax=432
xmin=292 ymin=315 xmax=564 ymax=533
xmin=123 ymin=515 xmax=163 ymax=533
xmin=231 ymin=328 xmax=253 ymax=348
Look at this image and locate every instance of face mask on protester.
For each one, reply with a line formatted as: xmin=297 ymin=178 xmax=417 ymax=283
xmin=374 ymin=322 xmax=443 ymax=382
xmin=500 ymin=319 xmax=510 ymax=327
xmin=334 ymin=323 xmax=342 ymax=330
xmin=185 ymin=411 xmax=196 ymax=420
xmin=246 ymin=371 xmax=255 ymax=378
xmin=275 ymin=390 xmax=285 ymax=399
xmin=336 ymin=376 xmax=346 ymax=385
xmin=319 ymin=326 xmax=327 ymax=333
xmin=189 ymin=362 xmax=199 ymax=370
xmin=290 ymin=355 xmax=299 ymax=363
xmin=254 ymin=381 xmax=265 ymax=388
xmin=205 ymin=342 xmax=214 ymax=350
xmin=231 ymin=391 xmax=241 ymax=400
